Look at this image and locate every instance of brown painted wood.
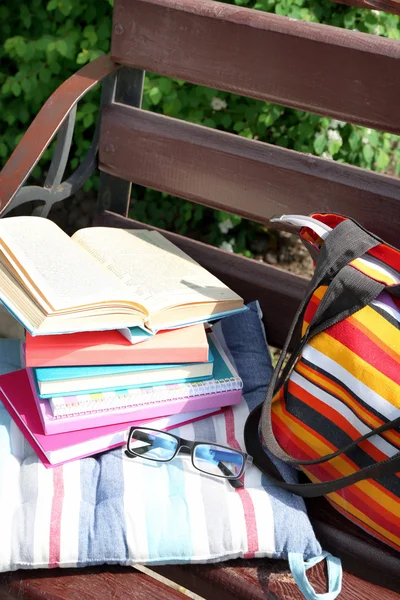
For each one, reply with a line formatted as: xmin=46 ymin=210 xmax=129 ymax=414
xmin=0 ymin=560 xmax=398 ymax=600
xmin=111 ymin=0 xmax=400 ymax=134
xmin=99 ymin=104 xmax=400 ymax=247
xmin=94 ymin=211 xmax=309 ymax=349
xmin=331 ymin=0 xmax=400 ymax=15
xmin=0 ymin=56 xmax=119 ymax=216
xmin=156 ymin=559 xmax=400 ymax=600
xmin=0 ymin=566 xmax=189 ymax=600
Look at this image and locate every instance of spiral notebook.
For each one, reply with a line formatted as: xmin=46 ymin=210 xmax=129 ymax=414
xmin=0 ymin=369 xmax=222 ymax=467
xmin=25 ymin=332 xmax=243 ymax=435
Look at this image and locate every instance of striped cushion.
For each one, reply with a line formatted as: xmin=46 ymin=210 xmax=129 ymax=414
xmin=0 ymin=302 xmax=321 ymax=571
xmin=272 ymin=216 xmax=400 ymax=552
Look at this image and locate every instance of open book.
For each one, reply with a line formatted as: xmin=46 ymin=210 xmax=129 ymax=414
xmin=0 ymin=217 xmax=244 ymax=336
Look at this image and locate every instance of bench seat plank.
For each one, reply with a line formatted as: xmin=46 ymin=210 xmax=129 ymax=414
xmin=0 ymin=566 xmax=191 ymax=600
xmin=1 ymin=558 xmax=398 ymax=600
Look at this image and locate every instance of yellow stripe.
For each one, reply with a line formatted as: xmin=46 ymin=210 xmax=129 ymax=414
xmin=302 ymin=467 xmax=400 ymax=548
xmin=274 ymin=400 xmax=400 ymax=516
xmin=351 ymin=258 xmax=398 ymax=286
xmin=349 ymin=305 xmax=400 ymax=358
xmin=309 ymin=332 xmax=400 ymax=410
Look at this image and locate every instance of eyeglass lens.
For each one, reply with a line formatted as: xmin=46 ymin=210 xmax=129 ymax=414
xmin=128 ymin=429 xmax=178 ymax=461
xmin=193 ymin=444 xmax=244 ymax=478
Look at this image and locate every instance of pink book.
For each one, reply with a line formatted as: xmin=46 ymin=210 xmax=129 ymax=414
xmin=0 ymin=369 xmax=222 ymax=468
xmin=25 ymin=332 xmax=243 ymax=435
xmin=25 ymin=324 xmax=209 ymax=367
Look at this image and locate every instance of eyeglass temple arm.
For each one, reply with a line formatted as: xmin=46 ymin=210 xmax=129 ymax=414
xmin=218 ymin=461 xmax=243 ymax=488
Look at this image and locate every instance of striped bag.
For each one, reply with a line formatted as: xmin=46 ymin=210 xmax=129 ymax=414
xmin=245 ymin=213 xmax=400 ymax=552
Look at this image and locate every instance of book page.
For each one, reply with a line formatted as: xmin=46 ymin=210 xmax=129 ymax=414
xmin=0 ymin=217 xmax=133 ymax=312
xmin=73 ymin=227 xmax=242 ymax=314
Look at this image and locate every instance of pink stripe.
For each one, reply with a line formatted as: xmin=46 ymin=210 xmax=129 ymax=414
xmin=224 ymin=407 xmax=259 ymax=558
xmin=48 ymin=467 xmax=64 ymax=568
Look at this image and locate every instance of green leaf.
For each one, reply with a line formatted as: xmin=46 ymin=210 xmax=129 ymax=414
xmin=1 ymin=79 xmax=11 ymax=95
xmin=59 ymin=0 xmax=73 ymax=16
xmin=76 ymin=50 xmax=89 ymax=64
xmin=149 ymin=87 xmax=162 ymax=105
xmin=367 ymin=130 xmax=380 ymax=147
xmin=11 ymin=81 xmax=21 ymax=97
xmin=158 ymin=78 xmax=173 ymax=95
xmin=343 ymin=12 xmax=355 ymax=28
xmin=376 ymin=149 xmax=390 ymax=171
xmin=313 ymin=133 xmax=326 ymax=155
xmin=14 ymin=38 xmax=27 ymax=58
xmin=328 ymin=139 xmax=342 ymax=156
xmin=83 ymin=114 xmax=94 ymax=128
xmin=362 ymin=144 xmax=374 ymax=164
xmin=0 ymin=143 xmax=8 ymax=158
xmin=56 ymin=39 xmax=68 ymax=57
xmin=20 ymin=5 xmax=32 ymax=28
xmin=298 ymin=121 xmax=314 ymax=138
xmin=221 ymin=114 xmax=232 ymax=128
xmin=233 ymin=121 xmax=245 ymax=133
xmin=365 ymin=13 xmax=378 ymax=26
xmin=21 ymin=79 xmax=31 ymax=94
xmin=46 ymin=0 xmax=58 ymax=11
xmin=39 ymin=69 xmax=51 ymax=83
xmin=348 ymin=130 xmax=361 ymax=152
xmin=83 ymin=25 xmax=98 ymax=46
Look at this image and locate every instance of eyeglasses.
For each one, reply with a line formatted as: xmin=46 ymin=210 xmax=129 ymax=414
xmin=125 ymin=427 xmax=253 ymax=489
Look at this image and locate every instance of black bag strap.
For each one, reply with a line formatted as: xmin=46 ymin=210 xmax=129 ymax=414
xmin=244 ymin=404 xmax=400 ymax=498
xmin=390 ymin=284 xmax=400 ymax=298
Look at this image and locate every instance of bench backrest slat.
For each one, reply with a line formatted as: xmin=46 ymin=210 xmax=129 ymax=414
xmin=111 ymin=0 xmax=400 ymax=134
xmin=100 ymin=103 xmax=400 ymax=246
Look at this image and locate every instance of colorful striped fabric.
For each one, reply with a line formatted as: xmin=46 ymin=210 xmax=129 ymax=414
xmin=0 ymin=302 xmax=322 ymax=572
xmin=271 ymin=215 xmax=400 ymax=552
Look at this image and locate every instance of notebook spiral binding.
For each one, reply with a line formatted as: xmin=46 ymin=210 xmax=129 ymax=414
xmin=50 ymin=376 xmax=243 ymax=418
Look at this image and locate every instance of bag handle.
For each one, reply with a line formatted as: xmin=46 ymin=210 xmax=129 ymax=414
xmin=260 ymin=221 xmax=384 ymax=466
xmin=243 ymin=216 xmax=400 ymax=496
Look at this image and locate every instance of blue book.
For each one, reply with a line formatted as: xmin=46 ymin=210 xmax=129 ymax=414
xmin=33 ymin=345 xmax=214 ymax=399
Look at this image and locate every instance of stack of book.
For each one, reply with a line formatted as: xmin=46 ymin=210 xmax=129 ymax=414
xmin=0 ymin=217 xmax=245 ymax=468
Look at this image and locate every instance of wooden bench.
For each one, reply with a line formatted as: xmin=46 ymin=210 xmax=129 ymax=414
xmin=0 ymin=0 xmax=399 ymax=598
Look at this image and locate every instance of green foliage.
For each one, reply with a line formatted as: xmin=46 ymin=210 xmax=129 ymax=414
xmin=1 ymin=0 xmax=399 ymax=254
